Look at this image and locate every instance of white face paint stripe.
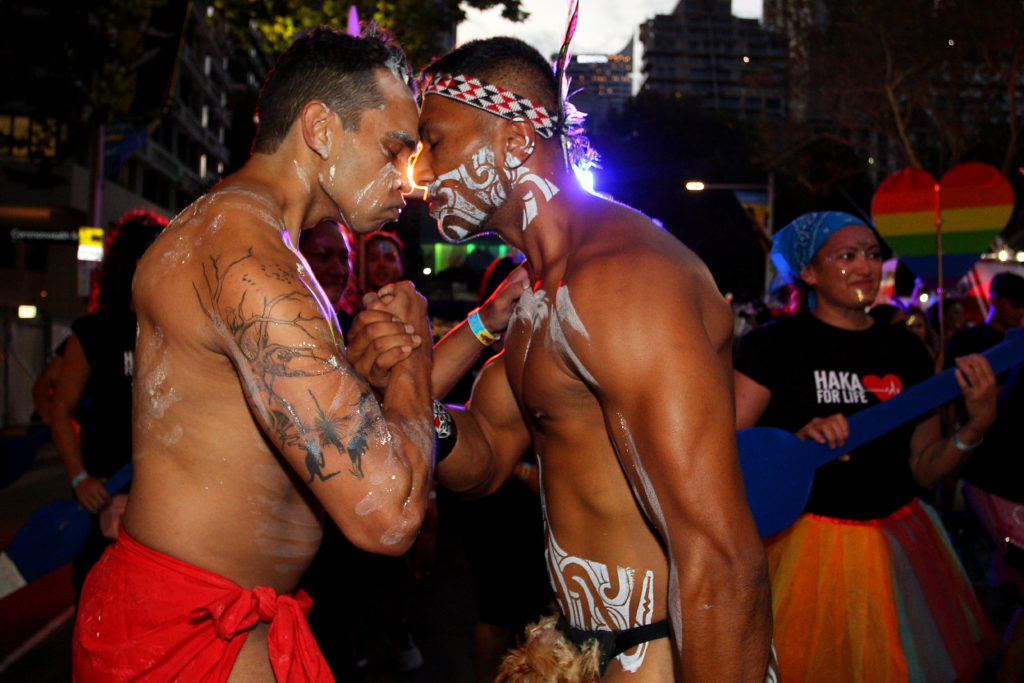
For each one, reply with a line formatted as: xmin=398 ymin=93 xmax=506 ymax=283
xmin=429 ymin=144 xmax=561 ymax=240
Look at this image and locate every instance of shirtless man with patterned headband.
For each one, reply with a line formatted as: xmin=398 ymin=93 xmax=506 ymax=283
xmin=72 ymin=28 xmax=435 ymax=682
xmin=357 ymin=36 xmax=773 ymax=681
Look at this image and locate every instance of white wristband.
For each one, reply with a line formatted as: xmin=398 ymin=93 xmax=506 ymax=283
xmin=71 ymin=471 xmax=90 ymax=488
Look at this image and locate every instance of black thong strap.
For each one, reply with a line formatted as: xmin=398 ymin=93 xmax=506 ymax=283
xmin=555 ymin=616 xmax=669 ymax=673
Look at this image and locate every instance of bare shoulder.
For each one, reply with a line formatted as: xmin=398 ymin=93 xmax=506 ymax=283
xmin=563 ymin=197 xmax=732 ymax=349
xmin=134 ymin=183 xmax=325 ymax=353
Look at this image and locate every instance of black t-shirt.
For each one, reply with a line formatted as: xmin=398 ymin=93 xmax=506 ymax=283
xmin=962 ymin=361 xmax=1024 ymax=503
xmin=734 ymin=314 xmax=934 ymax=520
xmin=71 ymin=308 xmax=136 ymax=478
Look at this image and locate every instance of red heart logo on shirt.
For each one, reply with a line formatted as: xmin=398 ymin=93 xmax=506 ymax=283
xmin=862 ymin=374 xmax=903 ymax=402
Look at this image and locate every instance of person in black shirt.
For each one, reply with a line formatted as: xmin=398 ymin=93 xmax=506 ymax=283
xmin=51 ymin=209 xmax=167 ymax=600
xmin=945 ymin=271 xmax=1024 ymax=681
xmin=946 ymin=271 xmax=1024 ymax=422
xmin=734 ymin=211 xmax=999 ymax=681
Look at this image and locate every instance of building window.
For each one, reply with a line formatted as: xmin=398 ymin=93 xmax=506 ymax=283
xmin=0 ymin=114 xmax=59 ymax=159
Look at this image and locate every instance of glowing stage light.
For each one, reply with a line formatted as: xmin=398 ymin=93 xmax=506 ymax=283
xmin=18 ymin=305 xmax=37 ymax=319
xmin=575 ymin=168 xmax=595 ymax=194
xmin=685 ymin=181 xmax=705 ymax=191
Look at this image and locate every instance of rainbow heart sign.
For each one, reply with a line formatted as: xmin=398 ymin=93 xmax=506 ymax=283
xmin=870 ymin=162 xmax=1015 ymax=283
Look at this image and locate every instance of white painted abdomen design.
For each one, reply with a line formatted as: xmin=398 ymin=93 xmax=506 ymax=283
xmin=546 ymin=525 xmax=655 ymax=673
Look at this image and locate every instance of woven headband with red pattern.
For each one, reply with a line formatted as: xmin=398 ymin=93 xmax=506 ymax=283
xmin=423 ymin=73 xmax=557 ymax=139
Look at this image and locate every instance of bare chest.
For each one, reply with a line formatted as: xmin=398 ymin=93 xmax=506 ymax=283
xmin=504 ymin=286 xmax=596 ymax=426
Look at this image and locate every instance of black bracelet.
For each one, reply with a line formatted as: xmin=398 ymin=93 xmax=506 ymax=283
xmin=433 ymin=399 xmax=457 ymax=464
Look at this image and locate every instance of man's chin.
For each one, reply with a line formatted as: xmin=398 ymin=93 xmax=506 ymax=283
xmin=436 ymin=216 xmax=482 ymax=244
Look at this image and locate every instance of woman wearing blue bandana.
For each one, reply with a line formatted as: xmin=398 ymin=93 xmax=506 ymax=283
xmin=734 ymin=212 xmax=999 ymax=680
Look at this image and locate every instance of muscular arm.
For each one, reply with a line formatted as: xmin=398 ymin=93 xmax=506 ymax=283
xmin=567 ymin=260 xmax=772 ymax=681
xmin=435 ymin=353 xmax=532 ymax=498
xmin=193 ymin=242 xmax=434 ymax=555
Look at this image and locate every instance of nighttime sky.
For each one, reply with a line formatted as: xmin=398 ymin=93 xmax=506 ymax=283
xmin=458 ymin=0 xmax=763 ymax=58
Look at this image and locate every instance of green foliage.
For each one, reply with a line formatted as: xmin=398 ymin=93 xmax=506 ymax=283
xmin=0 ymin=0 xmax=190 ymax=159
xmin=212 ymin=0 xmax=527 ymax=69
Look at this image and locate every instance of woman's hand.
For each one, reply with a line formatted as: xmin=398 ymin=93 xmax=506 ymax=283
xmin=796 ymin=413 xmax=851 ymax=454
xmin=956 ymin=353 xmax=998 ymax=438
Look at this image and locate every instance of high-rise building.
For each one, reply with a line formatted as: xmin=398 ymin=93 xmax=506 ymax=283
xmin=640 ymin=0 xmax=787 ymax=121
xmin=565 ymin=41 xmax=634 ymax=131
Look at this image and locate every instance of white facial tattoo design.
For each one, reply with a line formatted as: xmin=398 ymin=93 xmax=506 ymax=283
xmin=428 ymin=133 xmax=560 ymax=242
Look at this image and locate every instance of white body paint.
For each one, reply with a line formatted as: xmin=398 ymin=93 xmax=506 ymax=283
xmin=429 ymin=146 xmax=505 ymax=241
xmin=510 ymin=285 xmax=597 ymax=387
xmin=135 ymin=326 xmax=184 ymax=448
xmin=506 ymin=166 xmax=559 ymax=232
xmin=546 ymin=526 xmax=656 ymax=672
xmin=429 ymin=144 xmax=560 ymax=242
xmin=615 ymin=411 xmax=681 ymax=652
xmin=293 ymin=159 xmax=311 ymax=193
xmin=551 ymin=286 xmax=596 ymax=386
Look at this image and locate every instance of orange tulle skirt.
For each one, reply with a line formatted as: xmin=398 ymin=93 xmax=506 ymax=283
xmin=766 ymin=499 xmax=994 ymax=682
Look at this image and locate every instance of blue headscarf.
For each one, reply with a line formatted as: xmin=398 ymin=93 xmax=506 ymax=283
xmin=770 ymin=211 xmax=869 ymax=291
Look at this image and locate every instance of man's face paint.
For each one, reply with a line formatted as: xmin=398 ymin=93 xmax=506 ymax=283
xmin=427 ymin=145 xmax=507 ymax=242
xmin=417 ymin=96 xmax=561 ymax=244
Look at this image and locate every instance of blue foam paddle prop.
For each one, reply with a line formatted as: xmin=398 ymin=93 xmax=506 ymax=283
xmin=739 ymin=327 xmax=1024 ymax=538
xmin=0 ymin=426 xmax=51 ymax=489
xmin=0 ymin=462 xmax=132 ymax=599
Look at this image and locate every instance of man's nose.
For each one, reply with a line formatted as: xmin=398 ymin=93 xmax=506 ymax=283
xmin=412 ymin=153 xmax=435 ymax=190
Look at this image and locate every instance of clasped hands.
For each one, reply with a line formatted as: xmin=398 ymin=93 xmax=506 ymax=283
xmin=347 ymin=264 xmax=529 ymax=389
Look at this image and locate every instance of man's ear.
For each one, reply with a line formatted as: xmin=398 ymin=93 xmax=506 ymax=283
xmin=301 ymin=101 xmax=335 ymax=160
xmin=502 ymin=116 xmax=536 ymax=170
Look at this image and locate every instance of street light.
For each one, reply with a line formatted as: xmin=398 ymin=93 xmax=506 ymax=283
xmin=686 ymin=173 xmax=777 ymax=293
xmin=684 ymin=173 xmax=775 ymax=237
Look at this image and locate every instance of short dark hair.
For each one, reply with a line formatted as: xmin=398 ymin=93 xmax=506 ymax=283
xmin=990 ymin=271 xmax=1024 ymax=305
xmin=423 ymin=37 xmax=558 ymax=113
xmin=253 ymin=26 xmax=412 ymax=154
xmin=93 ymin=209 xmax=168 ymax=312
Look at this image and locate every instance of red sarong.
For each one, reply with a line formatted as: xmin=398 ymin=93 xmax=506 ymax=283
xmin=72 ymin=530 xmax=334 ymax=682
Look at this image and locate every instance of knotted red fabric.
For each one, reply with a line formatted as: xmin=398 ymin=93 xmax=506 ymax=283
xmin=72 ymin=530 xmax=334 ymax=682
